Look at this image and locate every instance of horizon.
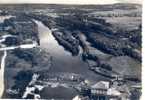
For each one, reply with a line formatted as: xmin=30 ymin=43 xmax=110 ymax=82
xmin=0 ymin=2 xmax=142 ymax=6
xmin=0 ymin=0 xmax=142 ymax=5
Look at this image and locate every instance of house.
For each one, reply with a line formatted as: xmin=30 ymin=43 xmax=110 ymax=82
xmin=72 ymin=95 xmax=83 ymax=100
xmin=91 ymin=81 xmax=110 ymax=94
xmin=73 ymin=95 xmax=89 ymax=100
xmin=108 ymin=84 xmax=131 ymax=100
xmin=90 ymin=81 xmax=110 ymax=100
xmin=107 ymin=88 xmax=121 ymax=100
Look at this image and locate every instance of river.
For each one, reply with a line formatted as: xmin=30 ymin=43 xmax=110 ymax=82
xmin=0 ymin=18 xmax=108 ymax=99
xmin=35 ymin=20 xmax=108 ymax=84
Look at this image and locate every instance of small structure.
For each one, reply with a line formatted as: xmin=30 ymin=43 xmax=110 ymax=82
xmin=90 ymin=81 xmax=110 ymax=100
xmin=107 ymin=88 xmax=121 ymax=100
xmin=72 ymin=95 xmax=82 ymax=100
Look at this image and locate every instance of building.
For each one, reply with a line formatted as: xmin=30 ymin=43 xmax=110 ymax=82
xmin=90 ymin=81 xmax=110 ymax=100
xmin=72 ymin=95 xmax=89 ymax=100
xmin=107 ymin=88 xmax=121 ymax=100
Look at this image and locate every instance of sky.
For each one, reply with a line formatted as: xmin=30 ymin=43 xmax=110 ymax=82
xmin=0 ymin=0 xmax=142 ymax=4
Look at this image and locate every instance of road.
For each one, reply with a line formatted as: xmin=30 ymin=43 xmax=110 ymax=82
xmin=0 ymin=50 xmax=7 ymax=97
xmin=0 ymin=35 xmax=37 ymax=98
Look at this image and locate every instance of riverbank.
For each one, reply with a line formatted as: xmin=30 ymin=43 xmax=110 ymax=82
xmin=35 ymin=20 xmax=109 ymax=83
xmin=0 ymin=4 xmax=142 ymax=99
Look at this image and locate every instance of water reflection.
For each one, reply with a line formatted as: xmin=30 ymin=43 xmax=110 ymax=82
xmin=35 ymin=20 xmax=108 ymax=83
xmin=35 ymin=20 xmax=71 ymax=56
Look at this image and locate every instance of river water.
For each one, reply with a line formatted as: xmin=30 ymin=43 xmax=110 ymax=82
xmin=35 ymin=20 xmax=108 ymax=83
xmin=0 ymin=18 xmax=108 ymax=99
xmin=0 ymin=15 xmax=141 ymax=99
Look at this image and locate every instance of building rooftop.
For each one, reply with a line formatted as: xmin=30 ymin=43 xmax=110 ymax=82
xmin=91 ymin=81 xmax=110 ymax=89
